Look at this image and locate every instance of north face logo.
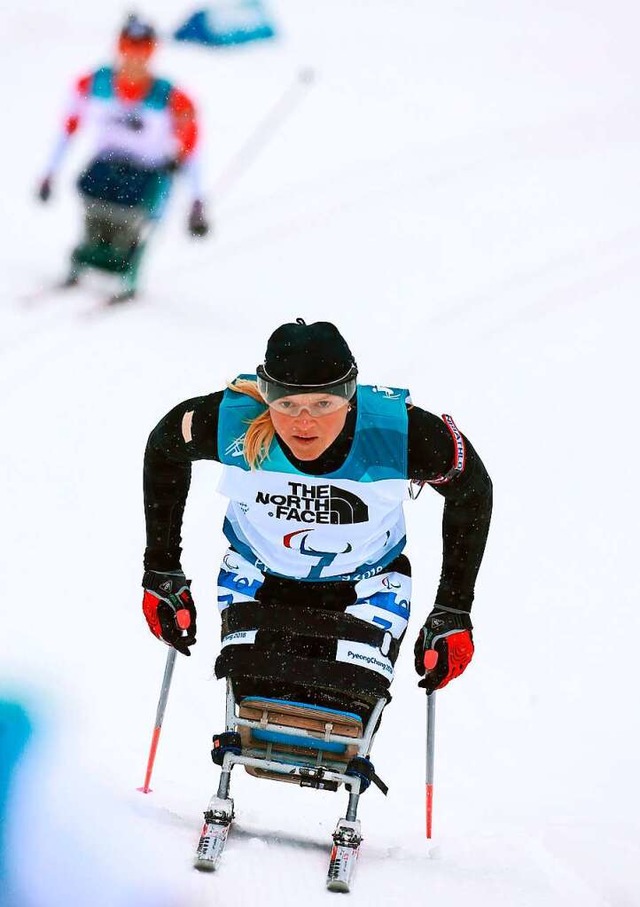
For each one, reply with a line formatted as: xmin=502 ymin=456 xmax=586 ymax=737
xmin=256 ymin=482 xmax=369 ymax=525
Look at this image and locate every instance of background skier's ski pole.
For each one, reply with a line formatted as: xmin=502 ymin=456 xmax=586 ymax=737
xmin=426 ymin=691 xmax=436 ymax=838
xmin=213 ymin=67 xmax=316 ymax=202
xmin=138 ymin=647 xmax=177 ymax=793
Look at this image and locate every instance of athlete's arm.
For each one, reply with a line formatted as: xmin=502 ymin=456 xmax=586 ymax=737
xmin=407 ymin=406 xmax=493 ymax=610
xmin=167 ymin=86 xmax=207 ymax=217
xmin=168 ymin=88 xmax=199 ymax=162
xmin=143 ymin=392 xmax=223 ymax=571
xmin=43 ymin=73 xmax=92 ymax=177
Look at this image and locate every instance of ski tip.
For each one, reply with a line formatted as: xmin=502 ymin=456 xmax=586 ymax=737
xmin=326 ymin=879 xmax=350 ymax=893
xmin=193 ymin=859 xmax=217 ymax=873
xmin=107 ymin=291 xmax=137 ymax=306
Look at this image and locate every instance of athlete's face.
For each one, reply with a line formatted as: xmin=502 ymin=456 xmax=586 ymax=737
xmin=269 ymin=394 xmax=351 ymax=461
xmin=117 ymin=36 xmax=156 ymax=73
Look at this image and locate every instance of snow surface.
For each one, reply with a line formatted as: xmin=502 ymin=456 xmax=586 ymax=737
xmin=1 ymin=0 xmax=640 ymax=904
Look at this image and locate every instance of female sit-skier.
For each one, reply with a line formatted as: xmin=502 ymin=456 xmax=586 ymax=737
xmin=141 ymin=319 xmax=493 ymax=721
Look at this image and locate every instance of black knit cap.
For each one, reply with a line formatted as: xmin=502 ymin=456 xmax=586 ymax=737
xmin=260 ymin=318 xmax=357 ymax=390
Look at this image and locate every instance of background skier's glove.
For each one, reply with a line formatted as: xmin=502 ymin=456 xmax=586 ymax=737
xmin=37 ymin=176 xmax=52 ymax=202
xmin=414 ymin=605 xmax=474 ymax=693
xmin=188 ymin=199 xmax=210 ymax=237
xmin=164 ymin=157 xmax=183 ymax=174
xmin=142 ymin=569 xmax=197 ymax=656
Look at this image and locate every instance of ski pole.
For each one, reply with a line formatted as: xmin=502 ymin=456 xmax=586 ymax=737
xmin=138 ymin=647 xmax=177 ymax=794
xmin=423 ymin=646 xmax=439 ymax=838
xmin=212 ymin=67 xmax=316 ymax=202
xmin=426 ymin=691 xmax=436 ymax=838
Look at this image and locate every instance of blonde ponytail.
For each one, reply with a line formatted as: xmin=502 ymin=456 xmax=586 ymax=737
xmin=226 ymin=378 xmax=275 ymax=469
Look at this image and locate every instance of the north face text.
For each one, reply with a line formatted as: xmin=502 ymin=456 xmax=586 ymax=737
xmin=256 ymin=482 xmax=369 ymax=524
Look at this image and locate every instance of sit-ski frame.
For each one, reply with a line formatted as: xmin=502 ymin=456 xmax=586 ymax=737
xmin=195 ymin=680 xmax=388 ymax=891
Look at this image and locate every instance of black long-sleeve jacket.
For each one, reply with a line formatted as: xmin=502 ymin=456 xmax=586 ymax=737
xmin=143 ymin=392 xmax=492 ymax=611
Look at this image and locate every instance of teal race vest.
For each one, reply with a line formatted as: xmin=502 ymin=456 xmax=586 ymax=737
xmin=217 ymin=381 xmax=410 ymax=581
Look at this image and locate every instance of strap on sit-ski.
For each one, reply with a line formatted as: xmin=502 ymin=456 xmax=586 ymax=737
xmin=221 ymin=602 xmax=399 ymax=661
xmin=211 ymin=731 xmax=242 ymax=766
xmin=345 ymin=755 xmax=388 ymax=795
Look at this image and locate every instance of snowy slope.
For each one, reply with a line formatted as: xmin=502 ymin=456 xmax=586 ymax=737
xmin=1 ymin=0 xmax=640 ymax=904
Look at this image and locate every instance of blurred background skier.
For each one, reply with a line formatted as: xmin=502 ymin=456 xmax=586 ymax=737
xmin=36 ymin=13 xmax=210 ymax=303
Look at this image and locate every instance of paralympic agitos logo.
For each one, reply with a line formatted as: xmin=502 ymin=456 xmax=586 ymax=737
xmin=255 ymin=481 xmax=369 ymax=524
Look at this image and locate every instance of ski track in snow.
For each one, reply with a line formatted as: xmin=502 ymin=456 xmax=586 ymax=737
xmin=1 ymin=0 xmax=640 ymax=904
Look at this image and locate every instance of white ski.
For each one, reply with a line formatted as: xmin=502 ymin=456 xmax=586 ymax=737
xmin=193 ymin=797 xmax=234 ymax=871
xmin=326 ymin=819 xmax=362 ymax=893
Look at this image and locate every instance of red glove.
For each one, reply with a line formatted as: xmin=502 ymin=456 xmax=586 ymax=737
xmin=414 ymin=606 xmax=474 ymax=693
xmin=142 ymin=570 xmax=197 ymax=656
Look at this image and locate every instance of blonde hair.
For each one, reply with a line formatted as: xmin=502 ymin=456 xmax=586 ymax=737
xmin=227 ymin=378 xmax=275 ymax=469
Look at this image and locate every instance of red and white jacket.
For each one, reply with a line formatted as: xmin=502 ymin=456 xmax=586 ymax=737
xmin=46 ymin=66 xmax=203 ymax=195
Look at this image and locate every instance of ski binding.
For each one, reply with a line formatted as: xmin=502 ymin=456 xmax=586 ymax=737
xmin=326 ymin=819 xmax=362 ymax=892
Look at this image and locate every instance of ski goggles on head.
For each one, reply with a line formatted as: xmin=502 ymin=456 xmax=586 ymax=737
xmin=256 ymin=364 xmax=357 ymax=416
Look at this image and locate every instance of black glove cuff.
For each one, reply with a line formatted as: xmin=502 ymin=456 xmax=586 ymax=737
xmin=431 ymin=604 xmax=473 ymax=631
xmin=142 ymin=569 xmax=188 ymax=596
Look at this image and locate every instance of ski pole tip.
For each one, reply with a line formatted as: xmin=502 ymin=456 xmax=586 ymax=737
xmin=298 ymin=67 xmax=316 ymax=84
xmin=426 ymin=783 xmax=434 ymax=838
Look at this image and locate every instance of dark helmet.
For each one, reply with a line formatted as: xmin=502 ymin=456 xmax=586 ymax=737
xmin=119 ymin=13 xmax=157 ymax=43
xmin=257 ymin=318 xmax=357 ymax=403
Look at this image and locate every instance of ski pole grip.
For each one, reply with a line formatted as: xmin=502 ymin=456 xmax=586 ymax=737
xmin=176 ymin=608 xmax=191 ymax=630
xmin=423 ymin=650 xmax=439 ymax=672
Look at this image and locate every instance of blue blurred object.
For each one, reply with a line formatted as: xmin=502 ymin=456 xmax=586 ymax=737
xmin=0 ymin=693 xmax=182 ymax=906
xmin=0 ymin=698 xmax=32 ymax=900
xmin=174 ymin=1 xmax=276 ymax=47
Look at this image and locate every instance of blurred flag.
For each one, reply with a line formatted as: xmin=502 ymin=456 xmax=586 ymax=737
xmin=174 ymin=0 xmax=276 ymax=48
